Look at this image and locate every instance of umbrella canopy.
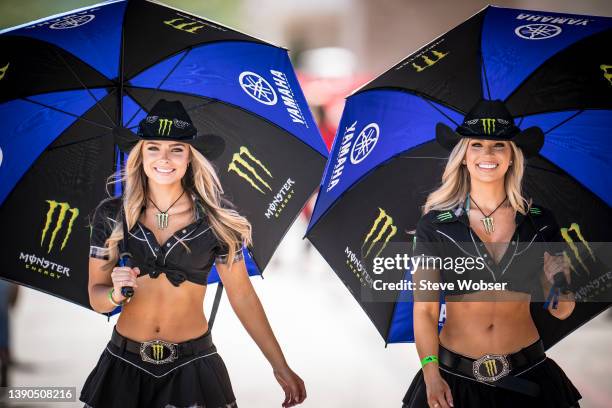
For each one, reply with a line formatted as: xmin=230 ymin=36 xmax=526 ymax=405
xmin=0 ymin=0 xmax=327 ymax=310
xmin=306 ymin=5 xmax=612 ymax=347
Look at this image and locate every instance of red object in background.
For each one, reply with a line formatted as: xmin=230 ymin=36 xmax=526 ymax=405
xmin=297 ymin=72 xmax=372 ymax=151
xmin=296 ymin=72 xmax=371 ymax=222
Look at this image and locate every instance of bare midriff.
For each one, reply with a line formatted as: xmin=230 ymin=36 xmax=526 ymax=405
xmin=115 ymin=274 xmax=209 ymax=343
xmin=439 ymin=291 xmax=540 ymax=358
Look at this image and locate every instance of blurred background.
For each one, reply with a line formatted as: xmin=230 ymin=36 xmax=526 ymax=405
xmin=1 ymin=0 xmax=611 ymax=407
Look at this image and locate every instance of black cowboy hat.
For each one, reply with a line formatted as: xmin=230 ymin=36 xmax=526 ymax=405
xmin=435 ymin=99 xmax=544 ymax=158
xmin=113 ymin=99 xmax=225 ymax=160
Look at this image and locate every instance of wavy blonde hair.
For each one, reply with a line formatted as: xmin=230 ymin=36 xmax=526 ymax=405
xmin=423 ymin=138 xmax=530 ymax=215
xmin=98 ymin=141 xmax=252 ymax=272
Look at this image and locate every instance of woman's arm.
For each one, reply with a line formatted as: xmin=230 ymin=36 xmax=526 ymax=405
xmin=413 ymin=265 xmax=453 ymax=408
xmin=88 ymin=257 xmax=139 ymax=313
xmin=216 ymin=259 xmax=306 ymax=407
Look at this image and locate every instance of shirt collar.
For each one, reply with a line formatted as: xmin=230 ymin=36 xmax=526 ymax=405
xmin=432 ymin=201 xmax=530 ymax=228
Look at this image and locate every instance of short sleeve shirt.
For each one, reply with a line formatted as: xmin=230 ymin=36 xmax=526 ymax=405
xmin=89 ymin=195 xmax=243 ymax=287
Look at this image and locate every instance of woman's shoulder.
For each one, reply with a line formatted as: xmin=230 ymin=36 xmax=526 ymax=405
xmin=525 ymin=202 xmax=557 ymax=221
xmin=420 ymin=206 xmax=462 ymax=224
xmin=92 ymin=196 xmax=122 ymax=220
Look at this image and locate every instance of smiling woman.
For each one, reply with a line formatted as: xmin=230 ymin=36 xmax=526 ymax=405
xmin=402 ymin=100 xmax=580 ymax=408
xmin=79 ymin=99 xmax=306 ymax=408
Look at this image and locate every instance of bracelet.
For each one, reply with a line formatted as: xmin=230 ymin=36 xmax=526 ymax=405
xmin=108 ymin=288 xmax=130 ymax=307
xmin=421 ymin=355 xmax=439 ymax=367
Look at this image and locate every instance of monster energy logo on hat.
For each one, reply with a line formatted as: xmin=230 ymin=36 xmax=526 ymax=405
xmin=113 ymin=99 xmax=226 ymax=160
xmin=138 ymin=100 xmax=197 ymax=139
xmin=157 ymin=118 xmax=173 ymax=136
xmin=435 ymin=99 xmax=545 ymax=158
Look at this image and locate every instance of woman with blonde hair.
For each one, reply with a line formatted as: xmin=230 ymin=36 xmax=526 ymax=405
xmin=79 ymin=99 xmax=306 ymax=408
xmin=401 ymin=100 xmax=580 ymax=408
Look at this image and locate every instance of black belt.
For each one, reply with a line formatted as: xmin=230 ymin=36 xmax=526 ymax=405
xmin=438 ymin=340 xmax=546 ymax=397
xmin=111 ymin=326 xmax=214 ymax=365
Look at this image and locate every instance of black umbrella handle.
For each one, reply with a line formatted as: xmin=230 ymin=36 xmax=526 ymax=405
xmin=118 ymin=253 xmax=134 ymax=298
xmin=120 ymin=204 xmax=134 ymax=299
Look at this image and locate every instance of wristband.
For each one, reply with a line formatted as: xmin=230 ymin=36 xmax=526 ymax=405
xmin=421 ymin=355 xmax=439 ymax=367
xmin=108 ymin=288 xmax=130 ymax=307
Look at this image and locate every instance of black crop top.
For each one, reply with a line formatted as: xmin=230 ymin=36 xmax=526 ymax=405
xmin=412 ymin=203 xmax=563 ymax=298
xmin=89 ymin=195 xmax=244 ymax=287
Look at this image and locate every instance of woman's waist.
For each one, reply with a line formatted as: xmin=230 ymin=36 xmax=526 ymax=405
xmin=116 ymin=310 xmax=208 ymax=343
xmin=439 ymin=312 xmax=540 ymax=356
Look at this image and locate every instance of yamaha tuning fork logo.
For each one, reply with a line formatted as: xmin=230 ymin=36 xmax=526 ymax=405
xmin=515 ymin=24 xmax=562 ymax=40
xmin=239 ymin=70 xmax=308 ymax=126
xmin=513 ymin=12 xmax=593 ymax=40
xmin=239 ymin=71 xmax=278 ymax=105
xmin=26 ymin=8 xmax=99 ymax=30
xmin=350 ymin=123 xmax=379 ymax=164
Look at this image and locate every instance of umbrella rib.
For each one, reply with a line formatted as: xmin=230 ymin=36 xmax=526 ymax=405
xmin=423 ymin=98 xmax=460 ymax=127
xmin=480 ymin=53 xmax=492 ymax=100
xmin=22 ymin=97 xmax=114 ymax=130
xmin=123 ymin=49 xmax=192 ymax=127
xmin=45 ymin=130 xmax=111 ymax=151
xmin=542 ymin=109 xmax=585 ymax=135
xmin=53 ymin=48 xmax=117 ymax=127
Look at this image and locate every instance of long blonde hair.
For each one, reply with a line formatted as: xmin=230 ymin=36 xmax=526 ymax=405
xmin=423 ymin=138 xmax=529 ymax=215
xmin=99 ymin=141 xmax=252 ymax=271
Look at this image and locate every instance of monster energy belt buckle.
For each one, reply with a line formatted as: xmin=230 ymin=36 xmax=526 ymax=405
xmin=472 ymin=354 xmax=510 ymax=382
xmin=140 ymin=340 xmax=178 ymax=364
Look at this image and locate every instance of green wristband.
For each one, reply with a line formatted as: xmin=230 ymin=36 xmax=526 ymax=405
xmin=108 ymin=288 xmax=130 ymax=307
xmin=421 ymin=355 xmax=439 ymax=367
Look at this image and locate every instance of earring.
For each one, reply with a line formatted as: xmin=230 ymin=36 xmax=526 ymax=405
xmin=509 ymin=160 xmax=513 ymax=165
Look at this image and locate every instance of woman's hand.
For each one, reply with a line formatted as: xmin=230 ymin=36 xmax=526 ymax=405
xmin=423 ymin=370 xmax=453 ymax=408
xmin=544 ymin=251 xmax=570 ymax=286
xmin=110 ymin=266 xmax=139 ymax=302
xmin=273 ymin=364 xmax=306 ymax=407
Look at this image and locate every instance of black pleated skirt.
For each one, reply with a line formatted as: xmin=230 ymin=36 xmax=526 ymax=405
xmin=402 ymin=357 xmax=581 ymax=408
xmin=79 ymin=331 xmax=237 ymax=408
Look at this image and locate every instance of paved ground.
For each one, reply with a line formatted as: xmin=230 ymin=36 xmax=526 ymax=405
xmin=3 ymin=216 xmax=612 ymax=407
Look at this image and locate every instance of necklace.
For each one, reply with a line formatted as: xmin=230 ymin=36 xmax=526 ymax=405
xmin=148 ymin=190 xmax=185 ymax=230
xmin=468 ymin=194 xmax=507 ymax=235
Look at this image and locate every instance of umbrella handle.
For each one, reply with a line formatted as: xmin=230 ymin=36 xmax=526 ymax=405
xmin=118 ymin=253 xmax=134 ymax=298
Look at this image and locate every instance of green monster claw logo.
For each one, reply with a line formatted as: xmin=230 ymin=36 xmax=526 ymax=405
xmin=41 ymin=200 xmax=79 ymax=253
xmin=436 ymin=211 xmax=453 ymax=222
xmin=362 ymin=208 xmax=397 ymax=258
xmin=529 ymin=207 xmax=542 ymax=215
xmin=228 ymin=146 xmax=273 ymax=194
xmin=157 ymin=118 xmax=173 ymax=136
xmin=0 ymin=62 xmax=9 ymax=81
xmin=483 ymin=359 xmax=498 ymax=376
xmin=560 ymin=223 xmax=595 ymax=274
xmin=601 ymin=64 xmax=612 ymax=86
xmin=412 ymin=49 xmax=449 ymax=73
xmin=481 ymin=118 xmax=496 ymax=135
xmin=152 ymin=344 xmax=164 ymax=360
xmin=164 ymin=18 xmax=204 ymax=34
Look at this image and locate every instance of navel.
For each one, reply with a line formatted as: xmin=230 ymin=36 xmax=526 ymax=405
xmin=155 ymin=326 xmax=160 ymax=333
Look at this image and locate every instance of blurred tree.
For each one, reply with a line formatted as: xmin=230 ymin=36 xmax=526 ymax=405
xmin=0 ymin=0 xmax=242 ymax=30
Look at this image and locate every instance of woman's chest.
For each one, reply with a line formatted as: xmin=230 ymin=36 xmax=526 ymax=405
xmin=139 ymin=209 xmax=197 ymax=247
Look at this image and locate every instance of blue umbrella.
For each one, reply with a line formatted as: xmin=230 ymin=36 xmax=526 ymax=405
xmin=306 ymin=5 xmax=612 ymax=347
xmin=0 ymin=0 xmax=327 ymax=315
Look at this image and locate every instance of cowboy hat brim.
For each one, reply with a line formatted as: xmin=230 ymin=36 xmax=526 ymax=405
xmin=435 ymin=123 xmax=544 ymax=158
xmin=113 ymin=127 xmax=225 ymax=161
